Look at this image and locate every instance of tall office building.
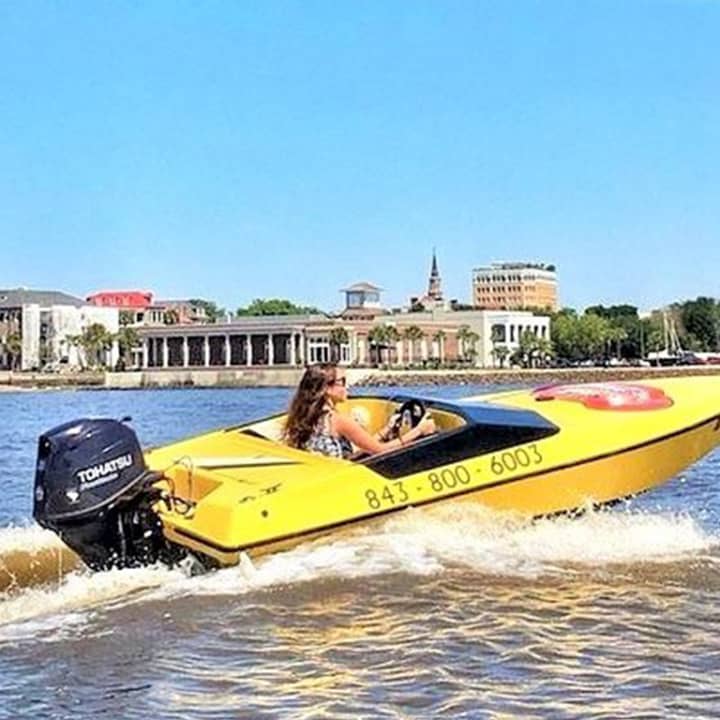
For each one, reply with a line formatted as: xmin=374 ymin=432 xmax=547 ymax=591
xmin=472 ymin=262 xmax=558 ymax=311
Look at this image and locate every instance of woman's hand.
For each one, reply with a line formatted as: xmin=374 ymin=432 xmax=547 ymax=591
xmin=417 ymin=416 xmax=436 ymax=436
xmin=377 ymin=412 xmax=402 ymax=441
xmin=402 ymin=414 xmax=435 ymax=443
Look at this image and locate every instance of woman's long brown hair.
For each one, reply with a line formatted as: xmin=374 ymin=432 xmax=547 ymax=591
xmin=283 ymin=363 xmax=338 ymax=449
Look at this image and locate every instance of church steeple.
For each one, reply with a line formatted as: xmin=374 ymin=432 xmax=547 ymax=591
xmin=427 ymin=248 xmax=443 ymax=301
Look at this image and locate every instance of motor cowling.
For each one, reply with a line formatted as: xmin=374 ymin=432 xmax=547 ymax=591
xmin=33 ymin=418 xmax=183 ymax=571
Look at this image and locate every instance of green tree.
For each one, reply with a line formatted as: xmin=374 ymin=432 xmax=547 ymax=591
xmin=384 ymin=325 xmax=400 ymax=365
xmin=491 ymin=344 xmax=510 ymax=368
xmin=605 ymin=326 xmax=628 ymax=360
xmin=367 ymin=324 xmax=390 ymax=366
xmin=489 ymin=324 xmax=507 ymax=367
xmin=403 ymin=325 xmax=425 ymax=365
xmin=680 ymin=297 xmax=719 ymax=351
xmin=329 ymin=326 xmax=349 ymax=363
xmin=549 ymin=311 xmax=580 ymax=362
xmin=643 ymin=317 xmax=664 ymax=359
xmin=586 ymin=304 xmax=640 ymax=359
xmin=115 ymin=326 xmax=140 ymax=369
xmin=535 ymin=337 xmax=554 ymax=367
xmin=457 ymin=325 xmax=479 ymax=364
xmin=236 ymin=298 xmax=322 ymax=317
xmin=516 ymin=329 xmax=542 ymax=368
xmin=550 ymin=310 xmax=612 ymax=363
xmin=577 ymin=313 xmax=612 ymax=361
xmin=76 ymin=323 xmax=114 ymax=369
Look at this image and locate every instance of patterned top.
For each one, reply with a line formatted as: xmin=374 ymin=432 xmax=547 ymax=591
xmin=302 ymin=409 xmax=354 ymax=459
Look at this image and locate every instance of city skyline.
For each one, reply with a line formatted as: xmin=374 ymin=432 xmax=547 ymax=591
xmin=2 ymin=246 xmax=710 ymax=318
xmin=2 ymin=2 xmax=719 ymax=313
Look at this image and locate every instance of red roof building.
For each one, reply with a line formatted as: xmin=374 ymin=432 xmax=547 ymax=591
xmin=86 ymin=291 xmax=153 ymax=308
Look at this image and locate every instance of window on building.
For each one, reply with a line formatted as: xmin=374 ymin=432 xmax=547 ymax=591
xmin=307 ymin=336 xmax=330 ymax=364
xmin=491 ymin=324 xmax=506 ymax=343
xmin=340 ymin=343 xmax=351 ymax=363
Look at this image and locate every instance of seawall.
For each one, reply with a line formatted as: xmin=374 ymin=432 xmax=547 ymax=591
xmin=1 ymin=365 xmax=719 ymax=391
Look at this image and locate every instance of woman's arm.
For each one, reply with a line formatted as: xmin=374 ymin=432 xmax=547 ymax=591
xmin=333 ymin=412 xmax=434 ymax=455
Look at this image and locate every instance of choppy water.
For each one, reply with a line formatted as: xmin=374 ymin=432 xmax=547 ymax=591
xmin=1 ymin=385 xmax=719 ymax=719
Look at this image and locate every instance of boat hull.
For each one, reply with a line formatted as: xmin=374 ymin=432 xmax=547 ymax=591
xmin=32 ymin=375 xmax=720 ymax=571
xmin=155 ymin=381 xmax=720 ymax=566
xmin=454 ymin=413 xmax=719 ymax=515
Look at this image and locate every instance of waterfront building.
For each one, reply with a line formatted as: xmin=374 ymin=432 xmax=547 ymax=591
xmin=150 ymin=299 xmax=209 ymax=325
xmin=87 ymin=290 xmax=208 ymax=325
xmin=472 ymin=262 xmax=558 ymax=312
xmin=390 ymin=307 xmax=551 ymax=368
xmin=136 ymin=282 xmax=551 ymax=371
xmin=339 ymin=282 xmax=386 ymax=321
xmin=0 ymin=288 xmax=119 ymax=370
xmin=87 ymin=290 xmax=153 ymax=309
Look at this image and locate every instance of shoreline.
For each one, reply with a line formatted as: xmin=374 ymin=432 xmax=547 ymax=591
xmin=353 ymin=365 xmax=720 ymax=387
xmin=1 ymin=365 xmax=719 ymax=391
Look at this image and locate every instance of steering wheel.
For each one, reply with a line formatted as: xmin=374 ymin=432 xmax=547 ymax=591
xmin=392 ymin=399 xmax=427 ymax=440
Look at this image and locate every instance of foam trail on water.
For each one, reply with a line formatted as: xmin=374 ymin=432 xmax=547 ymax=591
xmin=1 ymin=505 xmax=716 ymax=635
xmin=0 ymin=564 xmax=183 ymax=641
xmin=0 ymin=524 xmax=81 ymax=592
xmin=387 ymin=504 xmax=717 ymax=573
xmin=145 ymin=504 xmax=719 ymax=602
xmin=0 ymin=524 xmax=64 ymax=554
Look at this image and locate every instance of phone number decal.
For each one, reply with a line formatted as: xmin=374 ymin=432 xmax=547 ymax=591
xmin=361 ymin=445 xmax=544 ymax=511
xmin=489 ymin=443 xmax=543 ymax=475
xmin=363 ymin=464 xmax=473 ymax=511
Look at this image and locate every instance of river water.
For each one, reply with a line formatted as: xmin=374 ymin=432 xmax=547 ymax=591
xmin=1 ymin=385 xmax=719 ymax=719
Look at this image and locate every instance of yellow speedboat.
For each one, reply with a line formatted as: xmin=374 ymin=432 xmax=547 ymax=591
xmin=33 ymin=376 xmax=720 ymax=571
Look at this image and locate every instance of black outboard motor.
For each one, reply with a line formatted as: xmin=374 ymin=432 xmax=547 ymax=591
xmin=33 ymin=418 xmax=183 ymax=571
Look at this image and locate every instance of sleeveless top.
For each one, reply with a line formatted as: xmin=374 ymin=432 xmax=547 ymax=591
xmin=302 ymin=409 xmax=353 ymax=459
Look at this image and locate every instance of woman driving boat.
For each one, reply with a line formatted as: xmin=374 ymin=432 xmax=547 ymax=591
xmin=283 ymin=363 xmax=435 ymax=458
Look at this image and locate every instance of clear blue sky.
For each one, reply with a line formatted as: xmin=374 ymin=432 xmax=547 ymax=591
xmin=1 ymin=1 xmax=718 ymax=314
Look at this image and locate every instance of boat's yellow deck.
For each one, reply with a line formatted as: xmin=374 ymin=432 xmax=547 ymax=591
xmin=143 ymin=375 xmax=720 ymax=565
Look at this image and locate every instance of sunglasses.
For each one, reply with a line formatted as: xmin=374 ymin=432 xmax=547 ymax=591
xmin=330 ymin=377 xmax=347 ymax=387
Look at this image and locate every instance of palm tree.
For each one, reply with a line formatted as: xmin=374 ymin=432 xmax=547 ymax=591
xmin=367 ymin=324 xmax=389 ymax=366
xmin=115 ymin=326 xmax=140 ymax=370
xmin=491 ymin=344 xmax=510 ymax=368
xmin=384 ymin=325 xmax=400 ymax=365
xmin=518 ymin=329 xmax=541 ymax=368
xmin=403 ymin=325 xmax=425 ymax=365
xmin=457 ymin=325 xmax=479 ymax=364
xmin=535 ymin=337 xmax=554 ymax=367
xmin=329 ymin=326 xmax=350 ymax=363
xmin=606 ymin=326 xmax=628 ymax=360
xmin=489 ymin=324 xmax=506 ymax=368
xmin=78 ymin=323 xmax=114 ymax=369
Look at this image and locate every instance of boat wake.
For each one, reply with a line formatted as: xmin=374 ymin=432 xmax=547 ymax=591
xmin=0 ymin=524 xmax=81 ymax=593
xmin=0 ymin=505 xmax=717 ymax=638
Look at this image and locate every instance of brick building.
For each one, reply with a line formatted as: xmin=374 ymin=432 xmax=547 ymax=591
xmin=472 ymin=262 xmax=558 ymax=312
